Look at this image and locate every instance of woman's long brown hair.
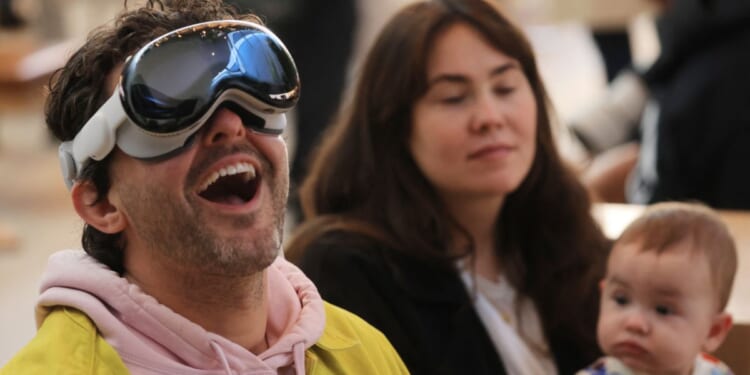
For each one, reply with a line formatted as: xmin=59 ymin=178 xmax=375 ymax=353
xmin=286 ymin=0 xmax=610 ymax=367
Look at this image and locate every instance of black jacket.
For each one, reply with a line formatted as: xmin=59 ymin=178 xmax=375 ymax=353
xmin=631 ymin=0 xmax=750 ymax=208
xmin=298 ymin=231 xmax=599 ymax=375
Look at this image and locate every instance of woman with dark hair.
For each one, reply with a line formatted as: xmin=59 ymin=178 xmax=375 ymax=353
xmin=286 ymin=0 xmax=611 ymax=373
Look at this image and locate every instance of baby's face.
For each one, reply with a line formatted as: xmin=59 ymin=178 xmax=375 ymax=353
xmin=597 ymin=241 xmax=723 ymax=375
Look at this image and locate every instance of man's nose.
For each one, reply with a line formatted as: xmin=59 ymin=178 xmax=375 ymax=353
xmin=201 ymin=107 xmax=247 ymax=147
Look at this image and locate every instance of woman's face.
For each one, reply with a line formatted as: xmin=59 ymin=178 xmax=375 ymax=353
xmin=410 ymin=22 xmax=537 ymax=203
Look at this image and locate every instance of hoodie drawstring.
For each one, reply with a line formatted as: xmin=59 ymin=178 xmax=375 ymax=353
xmin=292 ymin=342 xmax=306 ymax=375
xmin=210 ymin=341 xmax=233 ymax=375
xmin=210 ymin=340 xmax=306 ymax=374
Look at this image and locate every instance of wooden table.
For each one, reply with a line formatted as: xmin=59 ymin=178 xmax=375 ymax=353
xmin=593 ymin=203 xmax=750 ymax=370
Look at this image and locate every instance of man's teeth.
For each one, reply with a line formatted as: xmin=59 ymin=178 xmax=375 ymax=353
xmin=199 ymin=162 xmax=256 ymax=192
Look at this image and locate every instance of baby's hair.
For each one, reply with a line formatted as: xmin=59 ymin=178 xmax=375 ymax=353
xmin=616 ymin=202 xmax=737 ymax=310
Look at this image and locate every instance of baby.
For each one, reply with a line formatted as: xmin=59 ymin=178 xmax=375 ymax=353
xmin=579 ymin=202 xmax=737 ymax=375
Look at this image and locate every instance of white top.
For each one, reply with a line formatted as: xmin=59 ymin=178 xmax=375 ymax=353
xmin=458 ymin=266 xmax=558 ymax=375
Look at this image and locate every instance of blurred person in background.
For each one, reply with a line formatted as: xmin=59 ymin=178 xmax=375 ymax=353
xmin=225 ymin=0 xmax=357 ymax=223
xmin=571 ymin=0 xmax=750 ymax=209
xmin=0 ymin=0 xmax=23 ymax=28
xmin=287 ymin=0 xmax=611 ymax=373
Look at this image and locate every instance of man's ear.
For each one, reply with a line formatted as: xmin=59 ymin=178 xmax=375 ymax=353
xmin=71 ymin=180 xmax=127 ymax=234
xmin=703 ymin=312 xmax=733 ymax=353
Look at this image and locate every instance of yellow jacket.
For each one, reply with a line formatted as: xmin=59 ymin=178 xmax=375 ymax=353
xmin=1 ymin=303 xmax=409 ymax=374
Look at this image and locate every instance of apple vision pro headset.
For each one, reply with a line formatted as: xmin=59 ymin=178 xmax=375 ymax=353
xmin=59 ymin=20 xmax=300 ymax=189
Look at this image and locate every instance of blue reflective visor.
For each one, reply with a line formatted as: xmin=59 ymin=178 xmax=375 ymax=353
xmin=59 ymin=20 xmax=300 ymax=189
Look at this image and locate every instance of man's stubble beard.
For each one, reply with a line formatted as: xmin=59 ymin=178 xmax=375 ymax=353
xmin=121 ymin=171 xmax=288 ymax=277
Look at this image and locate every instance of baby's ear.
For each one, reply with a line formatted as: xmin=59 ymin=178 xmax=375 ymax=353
xmin=703 ymin=312 xmax=732 ymax=352
xmin=599 ymin=279 xmax=605 ymax=292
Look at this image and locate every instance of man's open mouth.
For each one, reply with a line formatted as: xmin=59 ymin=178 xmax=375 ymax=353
xmin=197 ymin=162 xmax=259 ymax=205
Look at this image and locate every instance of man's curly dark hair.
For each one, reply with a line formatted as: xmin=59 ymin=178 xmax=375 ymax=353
xmin=46 ymin=0 xmax=261 ymax=274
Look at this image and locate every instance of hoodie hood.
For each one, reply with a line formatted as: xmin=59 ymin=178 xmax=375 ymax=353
xmin=35 ymin=250 xmax=325 ymax=375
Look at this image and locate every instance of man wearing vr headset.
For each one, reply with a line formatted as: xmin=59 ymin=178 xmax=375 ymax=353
xmin=1 ymin=1 xmax=407 ymax=374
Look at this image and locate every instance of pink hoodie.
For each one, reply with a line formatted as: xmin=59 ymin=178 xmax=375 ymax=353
xmin=35 ymin=250 xmax=326 ymax=375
